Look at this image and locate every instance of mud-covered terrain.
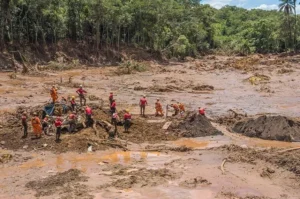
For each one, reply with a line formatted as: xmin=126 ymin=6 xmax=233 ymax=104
xmin=1 ymin=54 xmax=300 ymax=199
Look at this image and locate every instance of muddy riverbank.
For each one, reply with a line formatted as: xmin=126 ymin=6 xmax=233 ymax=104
xmin=1 ymin=54 xmax=300 ymax=198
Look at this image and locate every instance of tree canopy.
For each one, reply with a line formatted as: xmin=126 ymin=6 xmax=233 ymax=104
xmin=0 ymin=0 xmax=299 ymax=57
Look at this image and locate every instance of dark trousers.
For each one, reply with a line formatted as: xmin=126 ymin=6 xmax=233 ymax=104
xmin=86 ymin=114 xmax=93 ymax=127
xmin=79 ymin=94 xmax=86 ymax=106
xmin=42 ymin=123 xmax=49 ymax=135
xmin=110 ymin=107 xmax=116 ymax=114
xmin=69 ymin=120 xmax=76 ymax=133
xmin=124 ymin=119 xmax=131 ymax=132
xmin=56 ymin=127 xmax=61 ymax=141
xmin=140 ymin=105 xmax=145 ymax=116
xmin=71 ymin=104 xmax=76 ymax=111
xmin=23 ymin=124 xmax=28 ymax=137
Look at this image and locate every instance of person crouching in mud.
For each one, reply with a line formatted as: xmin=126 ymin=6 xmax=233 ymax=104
xmin=123 ymin=109 xmax=132 ymax=133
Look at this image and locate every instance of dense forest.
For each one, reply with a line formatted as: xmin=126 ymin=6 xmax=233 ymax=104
xmin=0 ymin=0 xmax=299 ymax=57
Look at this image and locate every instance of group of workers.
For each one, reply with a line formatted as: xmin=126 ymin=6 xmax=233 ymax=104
xmin=22 ymin=85 xmax=206 ymax=142
xmin=21 ymin=85 xmax=92 ymax=142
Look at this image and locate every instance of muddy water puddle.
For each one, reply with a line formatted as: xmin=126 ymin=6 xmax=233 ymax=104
xmin=3 ymin=151 xmax=167 ymax=174
xmin=173 ymin=136 xmax=231 ymax=149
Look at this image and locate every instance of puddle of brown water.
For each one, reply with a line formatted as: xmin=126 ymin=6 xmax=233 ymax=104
xmin=19 ymin=159 xmax=46 ymax=169
xmin=98 ymin=151 xmax=161 ymax=164
xmin=174 ymin=139 xmax=209 ymax=148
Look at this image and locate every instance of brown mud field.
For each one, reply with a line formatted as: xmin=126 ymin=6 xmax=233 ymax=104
xmin=1 ymin=54 xmax=300 ymax=198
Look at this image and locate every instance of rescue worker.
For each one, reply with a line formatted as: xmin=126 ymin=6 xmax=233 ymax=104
xmin=31 ymin=112 xmax=42 ymax=139
xmin=123 ymin=110 xmax=132 ymax=132
xmin=76 ymin=85 xmax=87 ymax=106
xmin=111 ymin=111 xmax=120 ymax=127
xmin=60 ymin=97 xmax=68 ymax=113
xmin=139 ymin=95 xmax=148 ymax=117
xmin=50 ymin=86 xmax=58 ymax=104
xmin=42 ymin=115 xmax=50 ymax=136
xmin=110 ymin=99 xmax=116 ymax=114
xmin=109 ymin=92 xmax=114 ymax=106
xmin=178 ymin=102 xmax=185 ymax=116
xmin=70 ymin=96 xmax=76 ymax=112
xmin=21 ymin=112 xmax=28 ymax=138
xmin=69 ymin=111 xmax=77 ymax=133
xmin=170 ymin=104 xmax=179 ymax=116
xmin=55 ymin=116 xmax=63 ymax=142
xmin=85 ymin=106 xmax=93 ymax=127
xmin=109 ymin=111 xmax=119 ymax=138
xmin=199 ymin=107 xmax=205 ymax=116
xmin=155 ymin=98 xmax=164 ymax=117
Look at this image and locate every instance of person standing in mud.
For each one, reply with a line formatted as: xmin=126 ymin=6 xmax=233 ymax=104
xmin=31 ymin=112 xmax=42 ymax=139
xmin=109 ymin=92 xmax=114 ymax=106
xmin=42 ymin=115 xmax=50 ymax=136
xmin=124 ymin=109 xmax=132 ymax=132
xmin=155 ymin=99 xmax=164 ymax=117
xmin=55 ymin=116 xmax=63 ymax=142
xmin=111 ymin=111 xmax=120 ymax=127
xmin=70 ymin=96 xmax=77 ymax=112
xmin=21 ymin=112 xmax=28 ymax=138
xmin=140 ymin=95 xmax=148 ymax=117
xmin=76 ymin=85 xmax=87 ymax=106
xmin=85 ymin=106 xmax=93 ymax=127
xmin=110 ymin=99 xmax=116 ymax=114
xmin=68 ymin=111 xmax=77 ymax=133
xmin=50 ymin=86 xmax=58 ymax=104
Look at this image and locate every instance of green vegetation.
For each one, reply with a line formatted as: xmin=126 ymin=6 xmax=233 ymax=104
xmin=0 ymin=0 xmax=299 ymax=58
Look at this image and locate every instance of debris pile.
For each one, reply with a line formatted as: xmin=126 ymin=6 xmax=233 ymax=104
xmin=176 ymin=112 xmax=222 ymax=137
xmin=233 ymin=116 xmax=300 ymax=141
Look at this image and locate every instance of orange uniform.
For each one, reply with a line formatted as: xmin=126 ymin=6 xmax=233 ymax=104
xmin=31 ymin=116 xmax=42 ymax=136
xmin=178 ymin=103 xmax=185 ymax=112
xmin=50 ymin=88 xmax=58 ymax=103
xmin=171 ymin=104 xmax=179 ymax=116
xmin=155 ymin=101 xmax=164 ymax=116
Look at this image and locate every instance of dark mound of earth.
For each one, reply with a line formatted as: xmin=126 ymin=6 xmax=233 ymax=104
xmin=233 ymin=115 xmax=300 ymax=141
xmin=177 ymin=112 xmax=222 ymax=137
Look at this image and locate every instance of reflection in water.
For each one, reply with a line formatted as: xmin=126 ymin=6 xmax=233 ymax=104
xmin=14 ymin=151 xmax=162 ymax=173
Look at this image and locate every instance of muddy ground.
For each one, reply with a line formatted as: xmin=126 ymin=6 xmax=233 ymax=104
xmin=1 ymin=54 xmax=300 ymax=198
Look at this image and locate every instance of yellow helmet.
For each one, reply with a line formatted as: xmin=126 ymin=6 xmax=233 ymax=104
xmin=72 ymin=96 xmax=75 ymax=99
xmin=125 ymin=109 xmax=130 ymax=113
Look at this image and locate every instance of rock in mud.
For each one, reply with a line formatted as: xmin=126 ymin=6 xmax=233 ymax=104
xmin=176 ymin=112 xmax=222 ymax=137
xmin=260 ymin=167 xmax=275 ymax=178
xmin=233 ymin=116 xmax=300 ymax=141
